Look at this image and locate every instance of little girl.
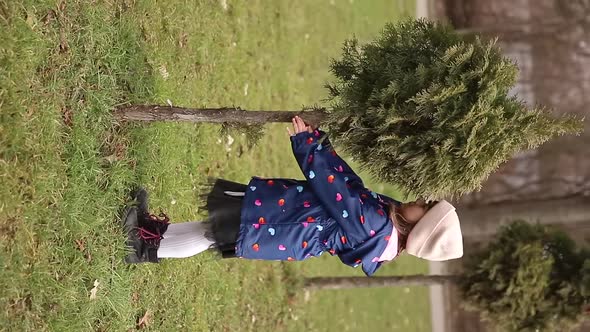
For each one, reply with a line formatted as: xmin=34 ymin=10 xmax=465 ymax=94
xmin=122 ymin=116 xmax=463 ymax=276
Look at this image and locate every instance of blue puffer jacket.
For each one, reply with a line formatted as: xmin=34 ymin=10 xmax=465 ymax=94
xmin=234 ymin=129 xmax=400 ymax=276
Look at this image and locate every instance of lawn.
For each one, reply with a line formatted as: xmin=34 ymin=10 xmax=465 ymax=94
xmin=0 ymin=0 xmax=429 ymax=331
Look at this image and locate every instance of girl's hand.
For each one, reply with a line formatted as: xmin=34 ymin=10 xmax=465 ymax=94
xmin=287 ymin=116 xmax=313 ymax=137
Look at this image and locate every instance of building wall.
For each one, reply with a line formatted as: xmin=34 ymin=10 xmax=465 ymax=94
xmin=428 ymin=1 xmax=590 ymax=331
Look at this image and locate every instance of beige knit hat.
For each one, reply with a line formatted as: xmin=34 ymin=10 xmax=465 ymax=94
xmin=405 ymin=200 xmax=463 ymax=261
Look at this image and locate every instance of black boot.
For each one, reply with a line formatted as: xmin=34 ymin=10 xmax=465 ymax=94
xmin=122 ymin=207 xmax=145 ymax=264
xmin=131 ymin=187 xmax=149 ymax=216
xmin=122 ymin=189 xmax=170 ymax=264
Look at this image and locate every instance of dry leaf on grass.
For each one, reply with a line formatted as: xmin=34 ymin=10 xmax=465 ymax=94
xmin=159 ymin=65 xmax=169 ymax=79
xmin=304 ymin=290 xmax=311 ymax=302
xmin=220 ymin=0 xmax=228 ymax=11
xmin=137 ymin=310 xmax=152 ymax=329
xmin=62 ymin=107 xmax=73 ymax=127
xmin=74 ymin=239 xmax=85 ymax=251
xmin=179 ymin=31 xmax=188 ymax=48
xmin=59 ymin=31 xmax=69 ymax=53
xmin=89 ymin=280 xmax=99 ymax=300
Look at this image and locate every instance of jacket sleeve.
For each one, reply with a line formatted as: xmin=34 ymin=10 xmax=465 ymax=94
xmin=291 ymin=129 xmax=370 ymax=246
xmin=338 ymin=243 xmax=384 ymax=277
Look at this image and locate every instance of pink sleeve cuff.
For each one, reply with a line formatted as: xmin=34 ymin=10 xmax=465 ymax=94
xmin=378 ymin=228 xmax=399 ymax=262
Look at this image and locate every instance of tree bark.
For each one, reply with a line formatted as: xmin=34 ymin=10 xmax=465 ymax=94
xmin=114 ymin=104 xmax=329 ymax=125
xmin=303 ymin=275 xmax=460 ymax=291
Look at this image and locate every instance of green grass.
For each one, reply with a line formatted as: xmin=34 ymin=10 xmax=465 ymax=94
xmin=0 ymin=0 xmax=429 ymax=331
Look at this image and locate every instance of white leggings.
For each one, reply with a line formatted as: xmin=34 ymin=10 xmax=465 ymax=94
xmin=157 ymin=191 xmax=244 ymax=258
xmin=157 ymin=222 xmax=214 ymax=258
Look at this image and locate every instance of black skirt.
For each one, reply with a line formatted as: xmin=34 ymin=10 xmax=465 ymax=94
xmin=200 ymin=178 xmax=246 ymax=258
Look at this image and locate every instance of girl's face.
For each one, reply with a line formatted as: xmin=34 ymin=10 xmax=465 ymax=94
xmin=399 ymin=199 xmax=430 ymax=224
